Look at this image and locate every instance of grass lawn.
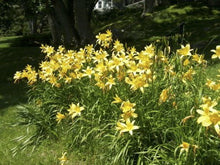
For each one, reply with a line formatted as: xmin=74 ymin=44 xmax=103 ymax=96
xmin=0 ymin=3 xmax=220 ymax=164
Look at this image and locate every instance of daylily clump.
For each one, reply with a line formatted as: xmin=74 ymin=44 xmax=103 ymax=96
xmin=13 ymin=31 xmax=220 ymax=164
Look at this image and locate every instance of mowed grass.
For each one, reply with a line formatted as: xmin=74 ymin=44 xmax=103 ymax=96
xmin=0 ymin=106 xmax=58 ymax=165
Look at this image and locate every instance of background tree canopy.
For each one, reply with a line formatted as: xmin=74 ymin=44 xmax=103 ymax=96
xmin=0 ymin=0 xmax=98 ymax=47
xmin=1 ymin=0 xmax=220 ymax=47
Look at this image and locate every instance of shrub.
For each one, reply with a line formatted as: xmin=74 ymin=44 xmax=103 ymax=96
xmin=14 ymin=30 xmax=220 ymax=164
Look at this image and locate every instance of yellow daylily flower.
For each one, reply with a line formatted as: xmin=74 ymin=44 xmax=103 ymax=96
xmin=113 ymin=40 xmax=124 ymax=53
xmin=116 ymin=119 xmax=139 ymax=135
xmin=122 ymin=119 xmax=139 ymax=135
xmin=197 ymin=110 xmax=220 ymax=134
xmin=197 ymin=97 xmax=220 ymax=135
xmin=200 ymin=97 xmax=217 ymax=112
xmin=125 ymin=74 xmax=149 ymax=93
xmin=14 ymin=71 xmax=22 ymax=83
xmin=177 ymin=44 xmax=193 ymax=58
xmin=82 ymin=66 xmax=94 ymax=78
xmin=197 ymin=109 xmax=212 ymax=127
xmin=56 ymin=112 xmax=65 ymax=124
xmin=116 ymin=121 xmax=127 ymax=134
xmin=121 ymin=109 xmax=138 ymax=121
xmin=58 ymin=152 xmax=67 ymax=165
xmin=68 ymin=103 xmax=84 ymax=119
xmin=105 ymin=75 xmax=116 ymax=90
xmin=182 ymin=68 xmax=195 ymax=83
xmin=120 ymin=100 xmax=136 ymax=113
xmin=112 ymin=94 xmax=123 ymax=104
xmin=127 ymin=61 xmax=141 ymax=75
xmin=96 ymin=30 xmax=112 ymax=48
xmin=206 ymin=79 xmax=220 ymax=91
xmin=192 ymin=54 xmax=206 ymax=64
xmin=211 ymin=45 xmax=220 ymax=59
xmin=183 ymin=59 xmax=190 ymax=66
xmin=144 ymin=44 xmax=155 ymax=58
xmin=159 ymin=88 xmax=169 ymax=103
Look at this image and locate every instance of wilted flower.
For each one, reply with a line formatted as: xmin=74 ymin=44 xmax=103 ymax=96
xmin=179 ymin=142 xmax=190 ymax=153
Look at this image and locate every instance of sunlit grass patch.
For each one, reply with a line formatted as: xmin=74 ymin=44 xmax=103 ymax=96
xmin=94 ymin=3 xmax=220 ymax=55
xmin=0 ymin=36 xmax=22 ymax=48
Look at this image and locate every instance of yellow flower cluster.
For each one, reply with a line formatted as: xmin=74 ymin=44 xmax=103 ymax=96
xmin=96 ymin=29 xmax=112 ymax=48
xmin=175 ymin=44 xmax=208 ymax=85
xmin=205 ymin=69 xmax=220 ymax=91
xmin=176 ymin=44 xmax=207 ymax=65
xmin=162 ymin=47 xmax=206 ymax=86
xmin=197 ymin=97 xmax=220 ymax=135
xmin=14 ymin=30 xmax=156 ymax=94
xmin=113 ymin=95 xmax=139 ymax=135
xmin=56 ymin=103 xmax=84 ymax=123
xmin=206 ymin=79 xmax=220 ymax=91
xmin=13 ymin=31 xmax=220 ymax=142
xmin=14 ymin=65 xmax=38 ymax=85
xmin=192 ymin=54 xmax=206 ymax=64
xmin=14 ymin=33 xmax=211 ymax=98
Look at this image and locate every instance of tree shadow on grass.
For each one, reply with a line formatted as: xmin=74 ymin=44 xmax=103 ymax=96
xmin=0 ymin=82 xmax=28 ymax=115
xmin=0 ymin=47 xmax=42 ymax=78
xmin=0 ymin=45 xmax=43 ymax=114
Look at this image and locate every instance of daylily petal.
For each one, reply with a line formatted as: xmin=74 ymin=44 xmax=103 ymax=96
xmin=214 ymin=124 xmax=220 ymax=135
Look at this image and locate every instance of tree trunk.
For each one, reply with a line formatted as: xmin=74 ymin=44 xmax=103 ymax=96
xmin=114 ymin=0 xmax=125 ymax=9
xmin=147 ymin=0 xmax=154 ymax=13
xmin=142 ymin=0 xmax=155 ymax=16
xmin=28 ymin=17 xmax=37 ymax=34
xmin=208 ymin=0 xmax=220 ymax=7
xmin=74 ymin=0 xmax=94 ymax=45
xmin=52 ymin=0 xmax=79 ymax=48
xmin=46 ymin=0 xmax=97 ymax=47
xmin=161 ymin=0 xmax=170 ymax=6
xmin=48 ymin=10 xmax=62 ymax=46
